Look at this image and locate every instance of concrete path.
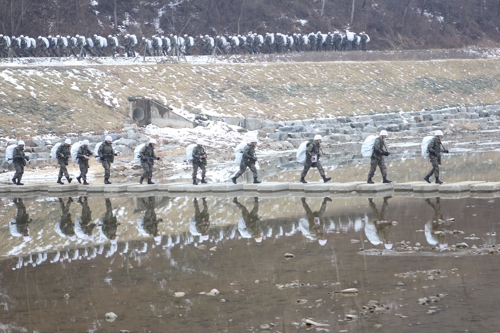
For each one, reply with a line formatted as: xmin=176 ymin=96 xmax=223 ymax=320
xmin=1 ymin=180 xmax=499 ymax=198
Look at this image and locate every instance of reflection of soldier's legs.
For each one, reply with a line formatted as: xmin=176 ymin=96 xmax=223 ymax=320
xmin=301 ymin=160 xmax=312 ymax=178
xmin=59 ymin=163 xmax=69 ymax=178
xmin=14 ymin=163 xmax=24 ymax=180
xmin=234 ymin=161 xmax=248 ymax=178
xmin=102 ymin=161 xmax=111 ymax=178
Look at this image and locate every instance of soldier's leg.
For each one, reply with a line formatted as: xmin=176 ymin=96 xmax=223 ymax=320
xmin=81 ymin=164 xmax=88 ymax=181
xmin=316 ymin=161 xmax=326 ymax=177
xmin=14 ymin=163 xmax=24 ymax=182
xmin=141 ymin=162 xmax=150 ymax=179
xmin=192 ymin=162 xmax=199 ymax=179
xmin=200 ymin=164 xmax=206 ymax=179
xmin=379 ymin=158 xmax=387 ymax=178
xmin=249 ymin=162 xmax=258 ymax=179
xmin=368 ymin=157 xmax=378 ymax=179
xmin=147 ymin=162 xmax=153 ymax=180
xmin=301 ymin=160 xmax=312 ymax=179
xmin=426 ymin=157 xmax=437 ymax=178
xmin=234 ymin=161 xmax=248 ymax=178
xmin=102 ymin=161 xmax=111 ymax=179
xmin=58 ymin=163 xmax=65 ymax=179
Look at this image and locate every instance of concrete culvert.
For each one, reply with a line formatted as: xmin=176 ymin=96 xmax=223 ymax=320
xmin=133 ymin=107 xmax=145 ymax=121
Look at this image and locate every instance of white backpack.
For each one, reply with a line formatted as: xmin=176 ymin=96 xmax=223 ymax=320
xmin=71 ymin=142 xmax=81 ymax=163
xmin=421 ymin=136 xmax=434 ymax=158
xmin=296 ymin=141 xmax=309 ymax=163
xmin=94 ymin=142 xmax=102 ymax=162
xmin=50 ymin=142 xmax=62 ymax=159
xmin=5 ymin=144 xmax=17 ymax=164
xmin=134 ymin=143 xmax=146 ymax=163
xmin=361 ymin=135 xmax=377 ymax=157
xmin=186 ymin=144 xmax=197 ymax=162
xmin=234 ymin=142 xmax=247 ymax=164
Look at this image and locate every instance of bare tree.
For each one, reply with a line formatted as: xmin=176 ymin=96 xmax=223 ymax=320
xmin=350 ymin=0 xmax=356 ymax=25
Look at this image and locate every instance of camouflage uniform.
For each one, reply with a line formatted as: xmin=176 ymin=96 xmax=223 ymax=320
xmin=426 ymin=137 xmax=443 ymax=180
xmin=142 ymin=197 xmax=162 ymax=237
xmin=78 ymin=196 xmax=95 ymax=237
xmin=308 ymin=34 xmax=316 ymax=51
xmin=58 ymin=37 xmax=67 ymax=56
xmin=56 ymin=144 xmax=72 ymax=182
xmin=98 ymin=141 xmax=115 ymax=183
xmin=233 ymin=144 xmax=258 ymax=180
xmin=102 ymin=198 xmax=119 ymax=241
xmin=108 ymin=36 xmax=117 ymax=57
xmin=139 ymin=143 xmax=159 ymax=183
xmin=48 ymin=37 xmax=59 ymax=57
xmin=234 ymin=197 xmax=261 ymax=237
xmin=193 ymin=198 xmax=210 ymax=231
xmin=301 ymin=140 xmax=326 ymax=179
xmin=301 ymin=197 xmax=329 ymax=241
xmin=77 ymin=145 xmax=93 ymax=184
xmin=14 ymin=198 xmax=31 ymax=236
xmin=12 ymin=146 xmax=27 ymax=184
xmin=360 ymin=33 xmax=368 ymax=51
xmin=368 ymin=137 xmax=388 ymax=179
xmin=0 ymin=36 xmax=6 ymax=58
xmin=192 ymin=145 xmax=207 ymax=182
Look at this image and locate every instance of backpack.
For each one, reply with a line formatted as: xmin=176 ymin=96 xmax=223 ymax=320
xmin=134 ymin=143 xmax=146 ymax=163
xmin=5 ymin=144 xmax=17 ymax=164
xmin=296 ymin=141 xmax=309 ymax=163
xmin=50 ymin=142 xmax=62 ymax=159
xmin=94 ymin=142 xmax=103 ymax=162
xmin=71 ymin=142 xmax=81 ymax=163
xmin=421 ymin=136 xmax=434 ymax=158
xmin=234 ymin=142 xmax=247 ymax=164
xmin=361 ymin=135 xmax=377 ymax=157
xmin=186 ymin=144 xmax=197 ymax=162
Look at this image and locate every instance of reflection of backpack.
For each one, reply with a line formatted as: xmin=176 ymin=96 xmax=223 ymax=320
xmin=50 ymin=143 xmax=62 ymax=159
xmin=234 ymin=143 xmax=247 ymax=164
xmin=186 ymin=144 xmax=197 ymax=162
xmin=296 ymin=141 xmax=309 ymax=163
xmin=5 ymin=144 xmax=17 ymax=164
xmin=421 ymin=136 xmax=434 ymax=158
xmin=361 ymin=135 xmax=377 ymax=157
xmin=134 ymin=143 xmax=146 ymax=163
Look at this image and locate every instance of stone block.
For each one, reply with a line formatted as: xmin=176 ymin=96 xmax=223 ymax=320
xmin=304 ymin=183 xmax=331 ymax=192
xmin=185 ymin=184 xmax=213 ymax=193
xmin=470 ymin=182 xmax=500 ymax=192
xmin=439 ymin=181 xmax=485 ymax=193
xmin=243 ymin=184 xmax=259 ymax=191
xmin=330 ymin=182 xmax=364 ymax=193
xmin=413 ymin=183 xmax=440 ymax=192
xmin=261 ymin=126 xmax=276 ymax=133
xmin=393 ymin=181 xmax=424 ymax=191
xmin=48 ymin=184 xmax=79 ymax=193
xmin=289 ymin=183 xmax=305 ymax=191
xmin=357 ymin=183 xmax=393 ymax=193
xmin=127 ymin=184 xmax=158 ymax=192
xmin=0 ymin=185 xmax=11 ymax=193
xmin=86 ymin=185 xmax=106 ymax=192
xmin=211 ymin=183 xmax=244 ymax=192
xmin=103 ymin=185 xmax=128 ymax=193
xmin=268 ymin=132 xmax=288 ymax=141
xmin=240 ymin=118 xmax=267 ymax=131
xmin=257 ymin=182 xmax=289 ymax=192
xmin=223 ymin=117 xmax=241 ymax=126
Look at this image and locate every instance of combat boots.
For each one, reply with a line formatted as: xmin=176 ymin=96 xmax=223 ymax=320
xmin=193 ymin=178 xmax=198 ymax=185
xmin=16 ymin=180 xmax=24 ymax=186
xmin=104 ymin=178 xmax=112 ymax=184
xmin=300 ymin=177 xmax=307 ymax=184
xmin=322 ymin=176 xmax=331 ymax=183
xmin=139 ymin=176 xmax=144 ymax=184
xmin=423 ymin=176 xmax=431 ymax=183
xmin=83 ymin=181 xmax=89 ymax=185
xmin=253 ymin=178 xmax=261 ymax=184
xmin=435 ymin=178 xmax=443 ymax=184
xmin=11 ymin=177 xmax=17 ymax=184
xmin=367 ymin=178 xmax=374 ymax=184
xmin=231 ymin=177 xmax=237 ymax=184
xmin=76 ymin=176 xmax=81 ymax=184
xmin=57 ymin=178 xmax=64 ymax=185
xmin=383 ymin=178 xmax=392 ymax=183
xmin=66 ymin=176 xmax=72 ymax=183
xmin=201 ymin=178 xmax=207 ymax=184
xmin=147 ymin=179 xmax=155 ymax=184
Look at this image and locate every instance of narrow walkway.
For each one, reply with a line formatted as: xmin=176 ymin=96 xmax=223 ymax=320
xmin=1 ymin=181 xmax=498 ymax=198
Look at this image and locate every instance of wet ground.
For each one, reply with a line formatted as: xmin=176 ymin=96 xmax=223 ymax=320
xmin=1 ymin=186 xmax=500 ymax=332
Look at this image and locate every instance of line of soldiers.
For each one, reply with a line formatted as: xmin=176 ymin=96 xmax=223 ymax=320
xmin=10 ymin=128 xmax=449 ymax=187
xmin=0 ymin=29 xmax=369 ymax=59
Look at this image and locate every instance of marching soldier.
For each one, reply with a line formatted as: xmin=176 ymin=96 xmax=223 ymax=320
xmin=299 ymin=197 xmax=332 ymax=246
xmin=231 ymin=138 xmax=261 ymax=184
xmin=78 ymin=196 xmax=95 ymax=239
xmin=12 ymin=140 xmax=29 ymax=186
xmin=192 ymin=139 xmax=208 ymax=185
xmin=56 ymin=139 xmax=73 ymax=185
xmin=300 ymin=135 xmax=331 ymax=184
xmin=234 ymin=197 xmax=262 ymax=243
xmin=98 ymin=135 xmax=119 ymax=184
xmin=424 ymin=130 xmax=449 ymax=184
xmin=76 ymin=140 xmax=93 ymax=185
xmin=101 ymin=198 xmax=119 ymax=244
xmin=367 ymin=130 xmax=392 ymax=184
xmin=190 ymin=198 xmax=210 ymax=241
xmin=138 ymin=138 xmax=160 ymax=184
xmin=365 ymin=197 xmax=393 ymax=249
xmin=58 ymin=197 xmax=76 ymax=241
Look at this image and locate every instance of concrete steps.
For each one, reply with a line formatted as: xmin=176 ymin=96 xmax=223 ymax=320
xmin=0 ymin=180 xmax=497 ymax=198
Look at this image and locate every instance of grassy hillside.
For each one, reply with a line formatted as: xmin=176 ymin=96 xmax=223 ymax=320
xmin=1 ymin=57 xmax=500 ymax=137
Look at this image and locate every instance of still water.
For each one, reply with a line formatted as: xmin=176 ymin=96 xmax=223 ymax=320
xmin=1 ymin=193 xmax=499 ymax=332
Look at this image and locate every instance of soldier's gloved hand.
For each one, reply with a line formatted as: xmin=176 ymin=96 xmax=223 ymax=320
xmin=444 ymin=150 xmax=449 ymax=154
xmin=156 ymin=157 xmax=160 ymax=160
xmin=252 ymin=156 xmax=258 ymax=162
xmin=25 ymin=156 xmax=29 ymax=161
xmin=383 ymin=151 xmax=390 ymax=156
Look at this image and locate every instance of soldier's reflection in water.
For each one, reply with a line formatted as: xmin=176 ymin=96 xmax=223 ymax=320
xmin=100 ymin=198 xmax=120 ymax=245
xmin=75 ymin=196 xmax=96 ymax=241
xmin=364 ymin=196 xmax=393 ymax=249
xmin=424 ymin=197 xmax=450 ymax=250
xmin=56 ymin=197 xmax=76 ymax=241
xmin=234 ymin=197 xmax=262 ymax=243
xmin=10 ymin=198 xmax=32 ymax=242
xmin=190 ymin=198 xmax=210 ymax=243
xmin=299 ymin=197 xmax=332 ymax=246
xmin=137 ymin=196 xmax=163 ymax=246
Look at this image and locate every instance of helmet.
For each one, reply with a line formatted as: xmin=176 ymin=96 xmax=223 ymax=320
xmin=75 ymin=34 xmax=79 ymax=38
xmin=435 ymin=130 xmax=444 ymax=136
xmin=20 ymin=35 xmax=24 ymax=38
xmin=149 ymin=138 xmax=157 ymax=145
xmin=64 ymin=138 xmax=72 ymax=145
xmin=18 ymin=140 xmax=25 ymax=146
xmin=38 ymin=36 xmax=42 ymax=39
xmin=196 ymin=139 xmax=205 ymax=145
xmin=108 ymin=35 xmax=112 ymax=38
xmin=82 ymin=140 xmax=89 ymax=146
xmin=93 ymin=34 xmax=97 ymax=37
xmin=48 ymin=35 xmax=52 ymax=38
xmin=56 ymin=35 xmax=60 ymax=38
xmin=254 ymin=236 xmax=263 ymax=243
xmin=318 ymin=239 xmax=327 ymax=246
xmin=380 ymin=130 xmax=388 ymax=136
xmin=67 ymin=35 xmax=70 ymax=39
xmin=314 ymin=134 xmax=322 ymax=141
xmin=105 ymin=135 xmax=113 ymax=142
xmin=384 ymin=242 xmax=393 ymax=250
xmin=249 ymin=137 xmax=258 ymax=144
